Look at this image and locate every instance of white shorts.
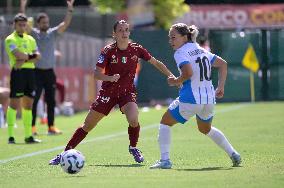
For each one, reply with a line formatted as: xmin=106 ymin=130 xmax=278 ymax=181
xmin=168 ymin=98 xmax=214 ymax=124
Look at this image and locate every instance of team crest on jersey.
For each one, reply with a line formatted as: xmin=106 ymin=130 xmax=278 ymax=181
xmin=98 ymin=54 xmax=104 ymax=63
xmin=131 ymin=55 xmax=138 ymax=61
xmin=122 ymin=57 xmax=127 ymax=64
xmin=22 ymin=43 xmax=27 ymax=49
xmin=111 ymin=55 xmax=117 ymax=63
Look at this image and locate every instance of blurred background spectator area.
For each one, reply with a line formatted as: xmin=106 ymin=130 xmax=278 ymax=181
xmin=1 ymin=0 xmax=284 ymax=110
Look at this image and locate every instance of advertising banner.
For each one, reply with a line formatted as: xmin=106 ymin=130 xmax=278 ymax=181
xmin=0 ymin=66 xmax=96 ymax=111
xmin=177 ymin=4 xmax=284 ymax=29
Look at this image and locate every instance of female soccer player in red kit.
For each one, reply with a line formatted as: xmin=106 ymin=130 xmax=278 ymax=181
xmin=49 ymin=20 xmax=174 ymax=165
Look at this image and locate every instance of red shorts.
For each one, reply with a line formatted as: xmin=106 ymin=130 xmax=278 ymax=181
xmin=90 ymin=89 xmax=137 ymax=116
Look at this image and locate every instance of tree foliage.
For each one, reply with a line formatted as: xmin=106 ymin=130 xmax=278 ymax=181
xmin=91 ymin=0 xmax=126 ymax=14
xmin=91 ymin=0 xmax=189 ymax=29
xmin=152 ymin=0 xmax=189 ymax=29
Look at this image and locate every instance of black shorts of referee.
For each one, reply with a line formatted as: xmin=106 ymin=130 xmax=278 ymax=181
xmin=9 ymin=68 xmax=36 ymax=98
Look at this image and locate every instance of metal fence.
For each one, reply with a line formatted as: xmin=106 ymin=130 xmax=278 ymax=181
xmin=131 ymin=29 xmax=284 ymax=102
xmin=209 ymin=29 xmax=284 ymax=101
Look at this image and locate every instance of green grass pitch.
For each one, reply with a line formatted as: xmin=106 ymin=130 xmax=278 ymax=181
xmin=0 ymin=102 xmax=283 ymax=188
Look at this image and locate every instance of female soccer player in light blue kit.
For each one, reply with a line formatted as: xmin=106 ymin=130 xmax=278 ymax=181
xmin=150 ymin=23 xmax=241 ymax=169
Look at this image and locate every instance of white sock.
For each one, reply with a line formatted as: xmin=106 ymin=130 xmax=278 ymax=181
xmin=158 ymin=124 xmax=171 ymax=160
xmin=207 ymin=127 xmax=237 ymax=156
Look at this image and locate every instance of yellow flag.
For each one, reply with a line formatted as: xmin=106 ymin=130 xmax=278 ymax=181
xmin=242 ymin=44 xmax=259 ymax=73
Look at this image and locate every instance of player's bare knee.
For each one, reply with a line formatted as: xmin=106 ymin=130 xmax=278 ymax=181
xmin=9 ymin=100 xmax=20 ymax=110
xmin=160 ymin=113 xmax=175 ymax=127
xmin=198 ymin=126 xmax=210 ymax=135
xmin=160 ymin=113 xmax=168 ymax=124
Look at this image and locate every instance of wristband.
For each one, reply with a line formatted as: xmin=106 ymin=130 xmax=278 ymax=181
xmin=28 ymin=53 xmax=37 ymax=60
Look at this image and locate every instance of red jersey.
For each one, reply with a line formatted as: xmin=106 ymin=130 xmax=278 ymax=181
xmin=96 ymin=42 xmax=151 ymax=93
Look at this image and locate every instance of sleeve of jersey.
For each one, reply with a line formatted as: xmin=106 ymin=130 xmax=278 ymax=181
xmin=174 ymin=50 xmax=190 ymax=68
xmin=5 ymin=39 xmax=17 ymax=52
xmin=50 ymin=26 xmax=60 ymax=36
xmin=138 ymin=46 xmax=152 ymax=61
xmin=208 ymin=51 xmax=217 ymax=65
xmin=30 ymin=38 xmax=37 ymax=52
xmin=30 ymin=28 xmax=37 ymax=37
xmin=96 ymin=50 xmax=108 ymax=69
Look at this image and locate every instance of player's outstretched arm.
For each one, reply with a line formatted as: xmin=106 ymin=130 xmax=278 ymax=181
xmin=212 ymin=56 xmax=228 ymax=99
xmin=148 ymin=57 xmax=174 ymax=77
xmin=167 ymin=64 xmax=192 ymax=86
xmin=57 ymin=0 xmax=75 ymax=34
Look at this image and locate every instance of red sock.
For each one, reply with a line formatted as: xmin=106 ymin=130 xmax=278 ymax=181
xmin=65 ymin=127 xmax=88 ymax=151
xmin=128 ymin=125 xmax=140 ymax=147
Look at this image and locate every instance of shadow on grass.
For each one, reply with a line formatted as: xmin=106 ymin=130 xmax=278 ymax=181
xmin=176 ymin=166 xmax=234 ymax=171
xmin=90 ymin=164 xmax=145 ymax=168
xmin=63 ymin=175 xmax=86 ymax=178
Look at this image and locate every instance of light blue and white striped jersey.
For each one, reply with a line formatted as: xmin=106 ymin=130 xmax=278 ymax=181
xmin=174 ymin=42 xmax=217 ymax=104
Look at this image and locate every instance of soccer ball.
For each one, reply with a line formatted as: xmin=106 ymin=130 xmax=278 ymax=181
xmin=60 ymin=149 xmax=85 ymax=174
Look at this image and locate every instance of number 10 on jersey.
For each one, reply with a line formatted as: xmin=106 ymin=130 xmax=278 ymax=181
xmin=195 ymin=56 xmax=212 ymax=81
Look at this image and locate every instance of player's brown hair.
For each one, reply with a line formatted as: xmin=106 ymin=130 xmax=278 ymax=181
xmin=171 ymin=23 xmax=199 ymax=42
xmin=113 ymin=20 xmax=128 ymax=32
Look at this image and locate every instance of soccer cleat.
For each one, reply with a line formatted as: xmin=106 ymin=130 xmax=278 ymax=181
xmin=49 ymin=154 xmax=62 ymax=165
xmin=129 ymin=146 xmax=144 ymax=163
xmin=231 ymin=152 xmax=242 ymax=167
xmin=150 ymin=159 xmax=172 ymax=169
xmin=48 ymin=126 xmax=62 ymax=135
xmin=32 ymin=126 xmax=38 ymax=136
xmin=25 ymin=136 xmax=41 ymax=144
xmin=8 ymin=137 xmax=15 ymax=144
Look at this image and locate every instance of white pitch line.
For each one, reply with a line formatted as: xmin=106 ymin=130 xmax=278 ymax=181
xmin=0 ymin=124 xmax=158 ymax=164
xmin=0 ymin=103 xmax=248 ymax=164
